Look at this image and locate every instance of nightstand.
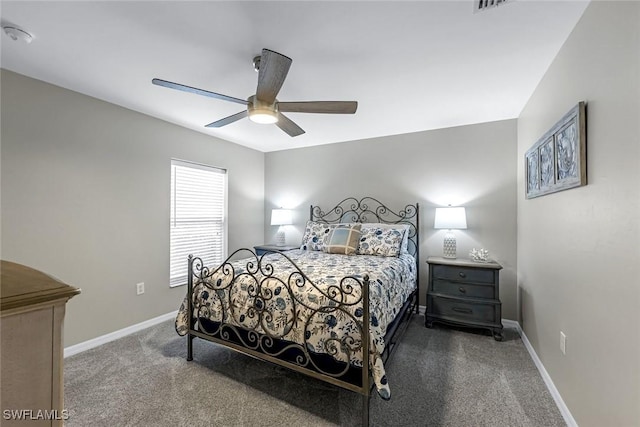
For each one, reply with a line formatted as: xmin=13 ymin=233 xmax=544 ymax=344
xmin=254 ymin=244 xmax=298 ymax=256
xmin=426 ymin=256 xmax=503 ymax=341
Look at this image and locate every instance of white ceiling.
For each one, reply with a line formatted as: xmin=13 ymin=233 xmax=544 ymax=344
xmin=1 ymin=1 xmax=589 ymax=152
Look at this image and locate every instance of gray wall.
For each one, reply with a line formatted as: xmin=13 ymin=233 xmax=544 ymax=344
xmin=1 ymin=70 xmax=265 ymax=347
xmin=517 ymin=2 xmax=640 ymax=426
xmin=265 ymin=120 xmax=518 ymax=319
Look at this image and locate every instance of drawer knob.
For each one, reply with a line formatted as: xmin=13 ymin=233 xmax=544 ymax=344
xmin=452 ymin=307 xmax=472 ymax=314
xmin=458 ymin=271 xmax=466 ymax=278
xmin=458 ymin=287 xmax=467 ymax=294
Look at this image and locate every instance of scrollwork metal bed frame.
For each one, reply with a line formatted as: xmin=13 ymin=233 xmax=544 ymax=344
xmin=185 ymin=197 xmax=419 ymax=426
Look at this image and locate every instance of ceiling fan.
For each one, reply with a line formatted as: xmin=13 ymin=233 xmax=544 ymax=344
xmin=152 ymin=48 xmax=358 ymax=137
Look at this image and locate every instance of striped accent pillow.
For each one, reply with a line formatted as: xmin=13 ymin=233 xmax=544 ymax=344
xmin=323 ymin=224 xmax=362 ymax=255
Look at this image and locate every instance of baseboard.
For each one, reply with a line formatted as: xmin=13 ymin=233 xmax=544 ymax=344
xmin=502 ymin=319 xmax=578 ymax=427
xmin=64 ymin=310 xmax=178 ymax=358
xmin=501 ymin=318 xmax=520 ymax=329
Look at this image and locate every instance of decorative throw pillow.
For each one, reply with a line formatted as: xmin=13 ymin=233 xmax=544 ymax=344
xmin=360 ymin=223 xmax=411 ymax=254
xmin=300 ymin=221 xmax=333 ymax=251
xmin=357 ymin=226 xmax=406 ymax=257
xmin=322 ymin=224 xmax=362 ymax=255
xmin=395 ymin=224 xmax=411 ymax=254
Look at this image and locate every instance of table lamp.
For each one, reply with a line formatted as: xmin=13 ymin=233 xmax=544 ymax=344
xmin=271 ymin=209 xmax=292 ymax=246
xmin=434 ymin=206 xmax=467 ymax=259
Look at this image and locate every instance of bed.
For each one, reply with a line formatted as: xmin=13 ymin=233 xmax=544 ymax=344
xmin=175 ymin=197 xmax=419 ymax=425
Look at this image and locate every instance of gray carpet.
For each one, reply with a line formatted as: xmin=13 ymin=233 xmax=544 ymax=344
xmin=64 ymin=316 xmax=565 ymax=427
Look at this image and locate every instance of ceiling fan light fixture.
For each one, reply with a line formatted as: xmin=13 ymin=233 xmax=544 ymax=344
xmin=247 ymin=95 xmax=278 ymax=124
xmin=248 ymin=109 xmax=278 ymax=124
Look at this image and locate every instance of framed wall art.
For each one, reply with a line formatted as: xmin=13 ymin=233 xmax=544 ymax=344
xmin=525 ymin=102 xmax=586 ymax=199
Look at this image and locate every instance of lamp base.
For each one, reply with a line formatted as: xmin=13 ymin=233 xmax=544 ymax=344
xmin=443 ymin=232 xmax=457 ymax=259
xmin=275 ymin=229 xmax=286 ymax=247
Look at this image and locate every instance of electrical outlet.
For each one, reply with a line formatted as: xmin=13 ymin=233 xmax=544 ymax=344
xmin=560 ymin=331 xmax=566 ymax=355
xmin=136 ymin=282 xmax=145 ymax=295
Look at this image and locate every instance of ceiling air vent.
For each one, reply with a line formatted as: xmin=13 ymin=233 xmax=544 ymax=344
xmin=475 ymin=0 xmax=512 ymax=12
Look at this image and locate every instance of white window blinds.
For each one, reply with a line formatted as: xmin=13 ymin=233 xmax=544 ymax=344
xmin=170 ymin=160 xmax=227 ymax=288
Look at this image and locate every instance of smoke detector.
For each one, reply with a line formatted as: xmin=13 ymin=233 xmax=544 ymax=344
xmin=2 ymin=26 xmax=33 ymax=44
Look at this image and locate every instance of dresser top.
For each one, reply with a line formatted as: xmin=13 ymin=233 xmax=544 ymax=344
xmin=427 ymin=256 xmax=502 ymax=270
xmin=1 ymin=260 xmax=81 ymax=312
xmin=254 ymin=244 xmax=299 ymax=251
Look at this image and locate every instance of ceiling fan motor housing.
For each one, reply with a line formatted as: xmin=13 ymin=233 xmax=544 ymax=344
xmin=247 ymin=95 xmax=278 ymax=124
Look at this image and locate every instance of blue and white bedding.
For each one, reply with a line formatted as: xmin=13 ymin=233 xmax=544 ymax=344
xmin=175 ymin=249 xmax=416 ymax=399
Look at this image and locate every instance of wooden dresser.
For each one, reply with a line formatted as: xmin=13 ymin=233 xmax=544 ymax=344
xmin=1 ymin=261 xmax=80 ymax=426
xmin=425 ymin=256 xmax=503 ymax=340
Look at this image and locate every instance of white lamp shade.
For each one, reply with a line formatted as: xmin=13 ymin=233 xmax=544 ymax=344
xmin=271 ymin=209 xmax=292 ymax=226
xmin=434 ymin=207 xmax=467 ymax=229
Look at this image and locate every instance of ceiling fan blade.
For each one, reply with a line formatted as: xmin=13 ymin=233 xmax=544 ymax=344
xmin=276 ymin=113 xmax=305 ymax=137
xmin=278 ymin=101 xmax=358 ymax=114
xmin=256 ymin=49 xmax=292 ymax=104
xmin=205 ymin=110 xmax=248 ymax=128
xmin=152 ymin=78 xmax=248 ymax=106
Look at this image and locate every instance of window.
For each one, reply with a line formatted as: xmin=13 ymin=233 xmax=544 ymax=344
xmin=170 ymin=159 xmax=227 ymax=287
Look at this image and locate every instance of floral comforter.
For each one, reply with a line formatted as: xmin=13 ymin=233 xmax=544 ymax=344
xmin=175 ymin=249 xmax=416 ymax=399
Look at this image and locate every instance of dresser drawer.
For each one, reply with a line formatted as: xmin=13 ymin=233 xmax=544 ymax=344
xmin=431 ymin=279 xmax=495 ymax=299
xmin=429 ymin=296 xmax=498 ymax=325
xmin=431 ymin=264 xmax=495 ymax=284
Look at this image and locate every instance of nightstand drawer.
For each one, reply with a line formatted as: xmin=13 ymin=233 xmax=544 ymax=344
xmin=432 ymin=279 xmax=495 ymax=299
xmin=431 ymin=264 xmax=495 ymax=284
xmin=429 ymin=296 xmax=498 ymax=324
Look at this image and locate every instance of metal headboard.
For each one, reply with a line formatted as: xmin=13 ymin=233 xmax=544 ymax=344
xmin=309 ymin=196 xmax=419 ymax=259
